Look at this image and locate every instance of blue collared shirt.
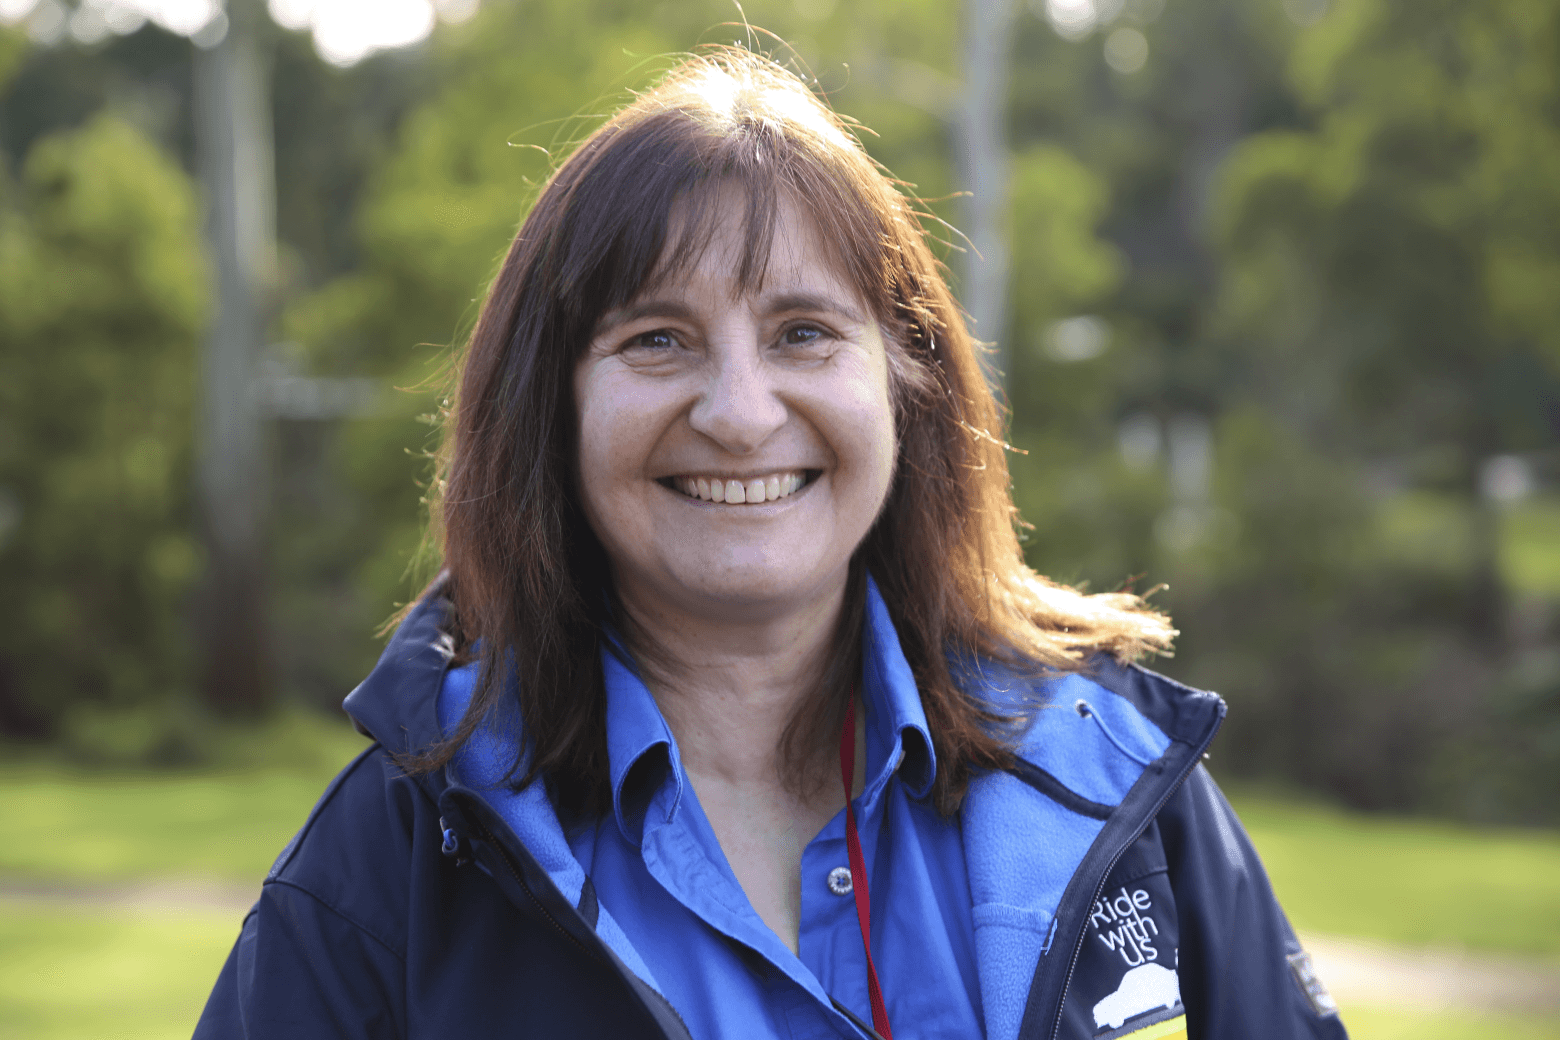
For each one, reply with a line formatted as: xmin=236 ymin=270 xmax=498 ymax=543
xmin=565 ymin=578 xmax=984 ymax=1039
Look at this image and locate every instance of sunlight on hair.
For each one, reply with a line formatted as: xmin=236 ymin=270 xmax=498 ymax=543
xmin=760 ymin=80 xmax=855 ymax=151
xmin=685 ymin=59 xmax=854 ymax=154
xmin=686 ymin=62 xmax=740 ymax=119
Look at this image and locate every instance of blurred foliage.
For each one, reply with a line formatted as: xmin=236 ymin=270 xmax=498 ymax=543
xmin=0 ymin=96 xmax=208 ymax=755
xmin=0 ymin=0 xmax=1555 ymax=821
xmin=1181 ymin=0 xmax=1560 ymax=819
xmin=999 ymin=0 xmax=1560 ymax=821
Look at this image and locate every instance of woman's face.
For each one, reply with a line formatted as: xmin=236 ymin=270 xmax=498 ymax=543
xmin=574 ymin=194 xmax=897 ymax=626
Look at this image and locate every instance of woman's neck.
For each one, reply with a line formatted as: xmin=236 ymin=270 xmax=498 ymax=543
xmin=613 ymin=575 xmax=846 ymax=787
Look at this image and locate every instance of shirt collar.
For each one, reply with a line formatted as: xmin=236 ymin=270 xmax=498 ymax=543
xmin=860 ymin=572 xmax=936 ymax=800
xmin=601 ymin=572 xmax=937 ymax=846
xmin=602 ymin=634 xmax=684 ymax=846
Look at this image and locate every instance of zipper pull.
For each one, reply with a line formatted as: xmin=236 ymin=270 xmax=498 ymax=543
xmin=439 ymin=816 xmax=472 ymax=866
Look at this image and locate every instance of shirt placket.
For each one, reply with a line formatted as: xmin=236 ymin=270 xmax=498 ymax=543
xmin=796 ymin=750 xmax=895 ymax=1032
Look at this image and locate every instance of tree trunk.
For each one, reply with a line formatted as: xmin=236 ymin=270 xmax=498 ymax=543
xmin=956 ymin=0 xmax=1015 ymax=397
xmin=192 ymin=9 xmax=275 ymax=715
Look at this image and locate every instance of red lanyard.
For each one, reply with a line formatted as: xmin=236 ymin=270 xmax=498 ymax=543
xmin=839 ymin=695 xmax=894 ymax=1039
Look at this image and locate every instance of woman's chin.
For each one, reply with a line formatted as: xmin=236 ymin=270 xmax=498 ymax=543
xmin=629 ymin=557 xmax=847 ymax=622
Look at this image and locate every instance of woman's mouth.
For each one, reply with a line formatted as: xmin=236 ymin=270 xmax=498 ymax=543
xmin=663 ymin=470 xmax=813 ymax=504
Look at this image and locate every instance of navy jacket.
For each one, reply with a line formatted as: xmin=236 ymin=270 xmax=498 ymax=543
xmin=195 ymin=590 xmax=1348 ymax=1040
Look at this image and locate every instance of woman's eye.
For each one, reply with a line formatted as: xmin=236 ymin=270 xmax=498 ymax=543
xmin=782 ymin=324 xmax=827 ymax=347
xmin=628 ymin=329 xmax=678 ymax=350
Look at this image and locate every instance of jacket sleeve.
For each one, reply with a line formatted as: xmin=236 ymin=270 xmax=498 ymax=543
xmin=193 ymin=747 xmax=413 ymax=1040
xmin=194 ymin=883 xmax=408 ymax=1040
xmin=1158 ymin=765 xmax=1348 ymax=1040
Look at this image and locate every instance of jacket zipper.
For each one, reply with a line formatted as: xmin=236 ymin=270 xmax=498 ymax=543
xmin=1046 ymin=740 xmax=1218 ymax=1040
xmin=464 ymin=806 xmax=696 ymax=1040
xmin=466 ymin=812 xmax=600 ymax=959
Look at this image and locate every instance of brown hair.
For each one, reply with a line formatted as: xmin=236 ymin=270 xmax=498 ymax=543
xmin=421 ymin=49 xmax=1174 ymax=817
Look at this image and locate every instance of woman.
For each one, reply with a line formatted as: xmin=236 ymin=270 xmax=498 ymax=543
xmin=197 ymin=51 xmax=1346 ymax=1040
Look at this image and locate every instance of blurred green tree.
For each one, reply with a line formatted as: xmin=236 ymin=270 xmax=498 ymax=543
xmin=0 ymin=93 xmax=208 ymax=755
xmin=1215 ymin=0 xmax=1560 ymax=466
xmin=1191 ymin=0 xmax=1560 ymax=817
xmin=1000 ymin=0 xmax=1304 ymax=592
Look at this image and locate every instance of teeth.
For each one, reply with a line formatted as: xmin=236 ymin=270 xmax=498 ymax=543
xmin=671 ymin=471 xmax=808 ymax=505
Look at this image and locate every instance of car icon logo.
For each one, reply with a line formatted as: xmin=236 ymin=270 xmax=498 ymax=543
xmin=1092 ymin=963 xmax=1182 ymax=1031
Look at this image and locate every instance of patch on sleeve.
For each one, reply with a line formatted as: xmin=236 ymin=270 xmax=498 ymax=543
xmin=1287 ymin=949 xmax=1339 ymax=1017
xmin=1061 ymin=835 xmax=1189 ymax=1040
xmin=1070 ymin=853 xmax=1187 ymax=1038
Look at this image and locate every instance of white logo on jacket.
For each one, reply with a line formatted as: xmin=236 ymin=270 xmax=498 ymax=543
xmin=1089 ymin=886 xmax=1162 ymax=966
xmin=1091 ymin=962 xmax=1182 ymax=1031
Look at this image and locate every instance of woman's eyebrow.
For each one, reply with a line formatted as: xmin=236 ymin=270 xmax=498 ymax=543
xmin=594 ymin=298 xmax=695 ymax=333
xmin=597 ymin=292 xmax=866 ymax=334
xmin=761 ymin=291 xmax=866 ymax=324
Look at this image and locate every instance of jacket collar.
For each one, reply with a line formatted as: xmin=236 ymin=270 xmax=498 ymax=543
xmin=341 ymin=581 xmax=454 ymax=761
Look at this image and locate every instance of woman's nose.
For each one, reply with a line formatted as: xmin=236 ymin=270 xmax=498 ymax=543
xmin=687 ymin=338 xmax=788 ymax=454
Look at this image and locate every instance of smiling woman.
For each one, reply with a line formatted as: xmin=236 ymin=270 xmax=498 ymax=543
xmin=575 ymin=190 xmax=898 ymax=656
xmin=195 ymin=49 xmax=1350 ymax=1040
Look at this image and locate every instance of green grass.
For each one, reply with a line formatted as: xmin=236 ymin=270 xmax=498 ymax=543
xmin=0 ymin=768 xmax=358 ymax=884
xmin=0 ymin=904 xmax=240 ymax=1040
xmin=1227 ymin=786 xmax=1560 ymax=958
xmin=1338 ymin=1003 xmax=1560 ymax=1040
xmin=0 ymin=711 xmax=371 ymax=885
xmin=0 ymin=715 xmax=369 ymax=1038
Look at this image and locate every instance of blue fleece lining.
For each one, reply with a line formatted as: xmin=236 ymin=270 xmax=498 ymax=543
xmin=1013 ymin=673 xmax=1171 ymax=809
xmin=962 ymin=765 xmax=1111 ymax=1040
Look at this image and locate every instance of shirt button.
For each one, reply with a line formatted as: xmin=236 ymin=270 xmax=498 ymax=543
xmin=827 ymin=866 xmax=853 ymax=895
